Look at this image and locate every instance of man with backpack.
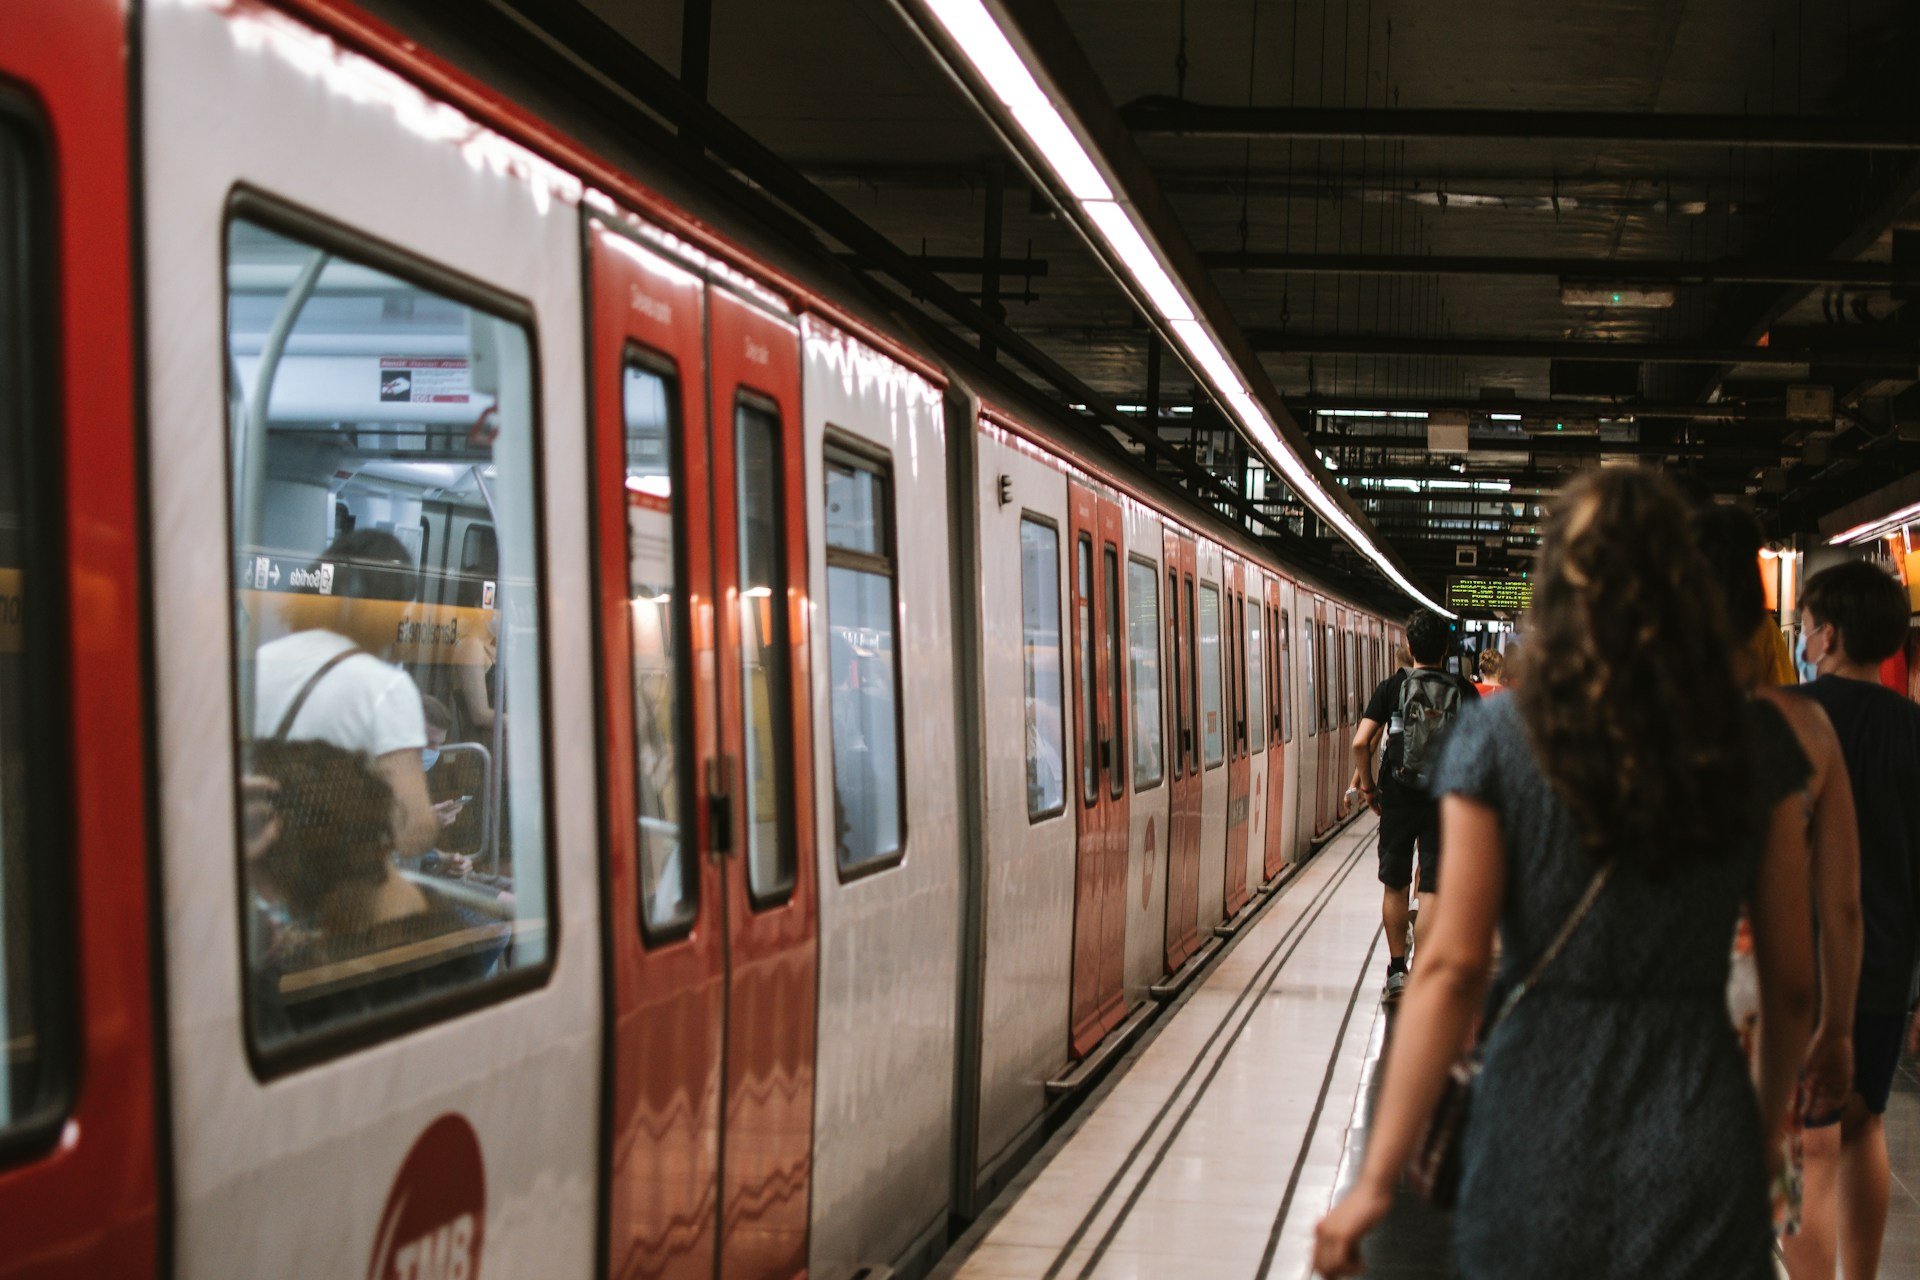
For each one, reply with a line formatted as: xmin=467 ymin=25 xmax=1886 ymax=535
xmin=1351 ymin=610 xmax=1479 ymax=1001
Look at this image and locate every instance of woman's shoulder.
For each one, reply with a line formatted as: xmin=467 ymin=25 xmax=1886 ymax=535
xmin=1742 ymin=695 xmax=1813 ymax=799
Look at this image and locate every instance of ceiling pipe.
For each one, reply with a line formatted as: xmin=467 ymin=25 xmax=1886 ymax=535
xmin=1287 ymin=395 xmax=1781 ymax=422
xmin=1201 ymin=251 xmax=1920 ymax=288
xmin=1248 ymin=331 xmax=1918 ymax=369
xmin=1121 ymin=98 xmax=1920 ymax=150
xmin=1309 ymin=432 xmax=1784 ymax=460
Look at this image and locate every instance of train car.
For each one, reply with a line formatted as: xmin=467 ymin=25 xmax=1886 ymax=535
xmin=0 ymin=1 xmax=1401 ymax=1277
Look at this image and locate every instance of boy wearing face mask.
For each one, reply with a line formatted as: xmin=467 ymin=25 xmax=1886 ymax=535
xmin=416 ymin=694 xmax=477 ymax=878
xmin=1787 ymin=560 xmax=1920 ymax=1280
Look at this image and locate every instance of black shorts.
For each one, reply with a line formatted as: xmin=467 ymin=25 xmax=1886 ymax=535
xmin=1378 ymin=795 xmax=1440 ymax=893
xmin=1807 ymin=1008 xmax=1912 ymax=1124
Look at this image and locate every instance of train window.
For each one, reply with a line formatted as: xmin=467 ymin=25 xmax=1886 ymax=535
xmin=1321 ymin=624 xmax=1335 ymax=732
xmin=624 ymin=359 xmax=695 ymax=937
xmin=1167 ymin=568 xmax=1183 ymax=779
xmin=823 ymin=444 xmax=904 ymax=875
xmin=225 ymin=215 xmax=551 ymax=1065
xmin=1104 ymin=548 xmax=1124 ymax=799
xmin=1279 ymin=608 xmax=1294 ymax=744
xmin=0 ymin=116 xmax=64 ymax=1144
xmin=1247 ymin=595 xmax=1265 ymax=754
xmin=734 ymin=398 xmax=796 ymax=905
xmin=1299 ymin=617 xmax=1312 ymax=739
xmin=1185 ymin=574 xmax=1199 ymax=768
xmin=1199 ymin=583 xmax=1224 ymax=768
xmin=1076 ymin=535 xmax=1096 ymax=806
xmin=1127 ymin=559 xmax=1163 ymax=790
xmin=1019 ymin=517 xmax=1066 ymax=819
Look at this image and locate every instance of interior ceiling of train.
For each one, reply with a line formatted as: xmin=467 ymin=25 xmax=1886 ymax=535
xmin=467 ymin=0 xmax=1920 ymax=598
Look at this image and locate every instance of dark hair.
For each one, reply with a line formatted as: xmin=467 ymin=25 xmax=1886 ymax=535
xmin=1405 ymin=610 xmax=1449 ymax=664
xmin=420 ymin=694 xmax=454 ymax=734
xmin=321 ymin=529 xmax=417 ymax=603
xmin=250 ymin=739 xmax=395 ymax=919
xmin=1802 ymin=559 xmax=1910 ymax=665
xmin=1691 ymin=505 xmax=1768 ymax=638
xmin=1516 ymin=470 xmax=1756 ymax=873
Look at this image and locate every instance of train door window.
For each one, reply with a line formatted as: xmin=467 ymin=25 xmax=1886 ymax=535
xmin=1225 ymin=593 xmax=1240 ymax=756
xmin=1321 ymin=624 xmax=1335 ymax=732
xmin=1104 ymin=547 xmax=1124 ymax=799
xmin=1185 ymin=574 xmax=1199 ymax=766
xmin=1166 ymin=568 xmax=1183 ymax=779
xmin=734 ymin=398 xmax=796 ymax=905
xmin=823 ymin=444 xmax=904 ymax=876
xmin=1247 ymin=597 xmax=1265 ymax=754
xmin=1299 ymin=617 xmax=1313 ymax=739
xmin=225 ymin=215 xmax=551 ymax=1064
xmin=1279 ymin=609 xmax=1294 ymax=743
xmin=1075 ymin=535 xmax=1096 ymax=806
xmin=1198 ymin=583 xmax=1223 ymax=768
xmin=624 ymin=358 xmax=695 ymax=936
xmin=0 ymin=115 xmax=63 ymax=1142
xmin=1019 ymin=517 xmax=1066 ymax=819
xmin=1127 ymin=558 xmax=1163 ymax=790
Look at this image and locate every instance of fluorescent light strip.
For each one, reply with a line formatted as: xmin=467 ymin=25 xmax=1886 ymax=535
xmin=919 ymin=0 xmax=1453 ymax=618
xmin=1830 ymin=498 xmax=1920 ymax=546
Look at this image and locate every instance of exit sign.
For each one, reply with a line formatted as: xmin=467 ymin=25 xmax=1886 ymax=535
xmin=1447 ymin=576 xmax=1533 ymax=612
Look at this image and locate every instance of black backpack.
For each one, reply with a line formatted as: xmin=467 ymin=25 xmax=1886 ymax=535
xmin=1392 ymin=669 xmax=1464 ymax=789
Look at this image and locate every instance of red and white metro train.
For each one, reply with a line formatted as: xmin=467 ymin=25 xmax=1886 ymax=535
xmin=0 ymin=1 xmax=1400 ymax=1276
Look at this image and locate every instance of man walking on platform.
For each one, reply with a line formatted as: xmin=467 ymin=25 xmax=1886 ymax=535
xmin=1788 ymin=560 xmax=1920 ymax=1280
xmin=1351 ymin=610 xmax=1479 ymax=1002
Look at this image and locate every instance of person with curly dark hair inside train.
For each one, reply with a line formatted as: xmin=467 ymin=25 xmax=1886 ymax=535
xmin=1786 ymin=559 xmax=1920 ymax=1280
xmin=1316 ymin=469 xmax=1816 ymax=1280
xmin=1352 ymin=610 xmax=1479 ymax=1001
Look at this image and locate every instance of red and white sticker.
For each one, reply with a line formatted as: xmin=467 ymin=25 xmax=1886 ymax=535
xmin=367 ymin=1113 xmax=486 ymax=1280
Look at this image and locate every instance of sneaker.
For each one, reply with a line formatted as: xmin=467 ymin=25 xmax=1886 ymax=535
xmin=1382 ymin=967 xmax=1408 ymax=1002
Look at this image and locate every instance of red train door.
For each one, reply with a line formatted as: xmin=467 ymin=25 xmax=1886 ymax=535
xmin=1222 ymin=559 xmax=1250 ymax=918
xmin=589 ymin=220 xmax=818 ymax=1279
xmin=1313 ymin=596 xmax=1333 ymax=836
xmin=1066 ymin=482 xmax=1126 ymax=1056
xmin=1161 ymin=529 xmax=1202 ymax=971
xmin=0 ymin=3 xmax=158 ymax=1276
xmin=1262 ymin=576 xmax=1288 ymax=881
xmin=1097 ymin=498 xmax=1130 ymax=1033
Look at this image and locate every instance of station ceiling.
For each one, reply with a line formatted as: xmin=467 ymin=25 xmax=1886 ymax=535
xmin=543 ymin=0 xmax=1920 ymax=598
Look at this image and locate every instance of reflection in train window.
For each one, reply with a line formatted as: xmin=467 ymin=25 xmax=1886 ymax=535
xmin=1019 ymin=517 xmax=1065 ymax=819
xmin=1105 ymin=547 xmax=1124 ymax=800
xmin=1247 ymin=596 xmax=1265 ymax=754
xmin=823 ymin=444 xmax=904 ymax=875
xmin=1076 ymin=535 xmax=1095 ymax=806
xmin=734 ymin=399 xmax=796 ymax=906
xmin=1301 ymin=619 xmax=1314 ymax=739
xmin=225 ymin=217 xmax=550 ymax=1061
xmin=1127 ymin=558 xmax=1162 ymax=791
xmin=624 ymin=359 xmax=694 ymax=936
xmin=1199 ymin=582 xmax=1223 ymax=768
xmin=0 ymin=119 xmax=60 ymax=1138
xmin=1280 ymin=608 xmax=1293 ymax=744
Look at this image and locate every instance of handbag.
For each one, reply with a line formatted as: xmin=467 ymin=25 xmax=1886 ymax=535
xmin=1406 ymin=861 xmax=1615 ymax=1208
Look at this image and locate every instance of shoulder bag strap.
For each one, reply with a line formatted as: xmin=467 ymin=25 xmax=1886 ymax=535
xmin=269 ymin=646 xmax=368 ymax=742
xmin=1483 ymin=860 xmax=1615 ymax=1037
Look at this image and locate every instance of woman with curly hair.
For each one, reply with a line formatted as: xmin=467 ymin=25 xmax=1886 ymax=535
xmin=1316 ymin=469 xmax=1817 ymax=1279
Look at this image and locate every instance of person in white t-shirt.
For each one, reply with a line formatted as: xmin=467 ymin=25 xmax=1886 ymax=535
xmin=252 ymin=530 xmax=437 ymax=859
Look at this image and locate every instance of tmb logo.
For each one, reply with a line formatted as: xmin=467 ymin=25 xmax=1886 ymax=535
xmin=368 ymin=1113 xmax=486 ymax=1280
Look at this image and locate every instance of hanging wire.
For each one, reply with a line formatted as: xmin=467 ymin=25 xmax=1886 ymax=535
xmin=1240 ymin=0 xmax=1263 ymax=256
xmin=1176 ymin=0 xmax=1190 ymax=101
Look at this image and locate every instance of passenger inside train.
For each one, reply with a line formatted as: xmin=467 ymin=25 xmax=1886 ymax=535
xmin=226 ymin=216 xmax=549 ymax=1055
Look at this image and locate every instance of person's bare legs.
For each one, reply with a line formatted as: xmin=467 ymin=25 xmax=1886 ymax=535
xmin=1784 ymin=1122 xmax=1840 ymax=1280
xmin=1382 ymin=884 xmax=1411 ymax=962
xmin=1838 ymin=1096 xmax=1891 ymax=1280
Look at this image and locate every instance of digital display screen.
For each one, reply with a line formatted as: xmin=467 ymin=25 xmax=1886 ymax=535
xmin=1447 ymin=576 xmax=1533 ymax=612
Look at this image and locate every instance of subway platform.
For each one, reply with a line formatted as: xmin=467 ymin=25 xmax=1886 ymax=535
xmin=931 ymin=816 xmax=1920 ymax=1280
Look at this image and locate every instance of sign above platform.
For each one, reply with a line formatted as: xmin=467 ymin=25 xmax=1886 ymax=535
xmin=1446 ymin=576 xmax=1533 ymax=612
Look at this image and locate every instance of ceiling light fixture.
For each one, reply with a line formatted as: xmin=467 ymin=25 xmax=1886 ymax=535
xmin=1830 ymin=499 xmax=1920 ymax=546
xmin=910 ymin=0 xmax=1452 ymax=618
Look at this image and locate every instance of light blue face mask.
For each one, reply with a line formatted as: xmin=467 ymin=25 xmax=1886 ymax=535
xmin=421 ymin=747 xmax=441 ymax=771
xmin=1794 ymin=629 xmax=1819 ymax=684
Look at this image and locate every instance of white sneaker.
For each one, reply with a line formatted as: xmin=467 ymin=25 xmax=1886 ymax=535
xmin=1382 ymin=968 xmax=1408 ymax=1002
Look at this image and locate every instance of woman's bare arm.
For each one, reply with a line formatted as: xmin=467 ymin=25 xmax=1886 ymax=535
xmin=1315 ymin=795 xmax=1503 ymax=1276
xmin=1749 ymin=793 xmax=1818 ymax=1153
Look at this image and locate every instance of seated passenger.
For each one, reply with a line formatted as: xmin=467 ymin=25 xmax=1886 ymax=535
xmin=252 ymin=530 xmax=436 ymax=858
xmin=1317 ymin=470 xmax=1815 ymax=1280
xmin=416 ymin=693 xmax=481 ymax=877
xmin=248 ymin=738 xmax=507 ymax=1039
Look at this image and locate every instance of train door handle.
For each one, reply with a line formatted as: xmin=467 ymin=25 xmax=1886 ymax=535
xmin=705 ymin=755 xmax=734 ymax=859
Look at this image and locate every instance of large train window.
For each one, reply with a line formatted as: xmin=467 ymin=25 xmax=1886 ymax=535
xmin=0 ymin=113 xmax=64 ymax=1146
xmin=1320 ymin=623 xmax=1335 ymax=732
xmin=1019 ymin=516 xmax=1066 ymax=819
xmin=1167 ymin=569 xmax=1183 ymax=778
xmin=1075 ymin=534 xmax=1096 ymax=806
xmin=624 ymin=358 xmax=695 ymax=937
xmin=1299 ymin=617 xmax=1313 ymax=739
xmin=1247 ymin=595 xmax=1265 ymax=754
xmin=1199 ymin=583 xmax=1224 ymax=768
xmin=1127 ymin=558 xmax=1163 ymax=790
xmin=823 ymin=442 xmax=904 ymax=876
xmin=1279 ymin=608 xmax=1294 ymax=743
xmin=225 ymin=215 xmax=551 ymax=1066
xmin=1104 ymin=547 xmax=1124 ymax=800
xmin=734 ymin=397 xmax=796 ymax=906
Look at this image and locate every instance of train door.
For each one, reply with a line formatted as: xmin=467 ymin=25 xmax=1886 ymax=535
xmin=1336 ymin=610 xmax=1353 ymax=819
xmin=0 ymin=4 xmax=159 ymax=1276
xmin=142 ymin=6 xmax=604 ymax=1275
xmin=1221 ymin=559 xmax=1250 ymax=919
xmin=1309 ymin=597 xmax=1330 ymax=836
xmin=1241 ymin=571 xmax=1267 ymax=897
xmin=1160 ymin=529 xmax=1201 ymax=970
xmin=1261 ymin=577 xmax=1289 ymax=881
xmin=1066 ymin=482 xmax=1126 ymax=1056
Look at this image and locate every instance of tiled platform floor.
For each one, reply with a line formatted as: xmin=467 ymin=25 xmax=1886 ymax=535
xmin=933 ymin=813 xmax=1920 ymax=1279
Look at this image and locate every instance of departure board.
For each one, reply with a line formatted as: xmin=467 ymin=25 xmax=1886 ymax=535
xmin=1447 ymin=576 xmax=1533 ymax=612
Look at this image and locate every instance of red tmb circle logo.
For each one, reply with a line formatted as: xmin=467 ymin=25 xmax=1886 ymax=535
xmin=367 ymin=1112 xmax=487 ymax=1280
